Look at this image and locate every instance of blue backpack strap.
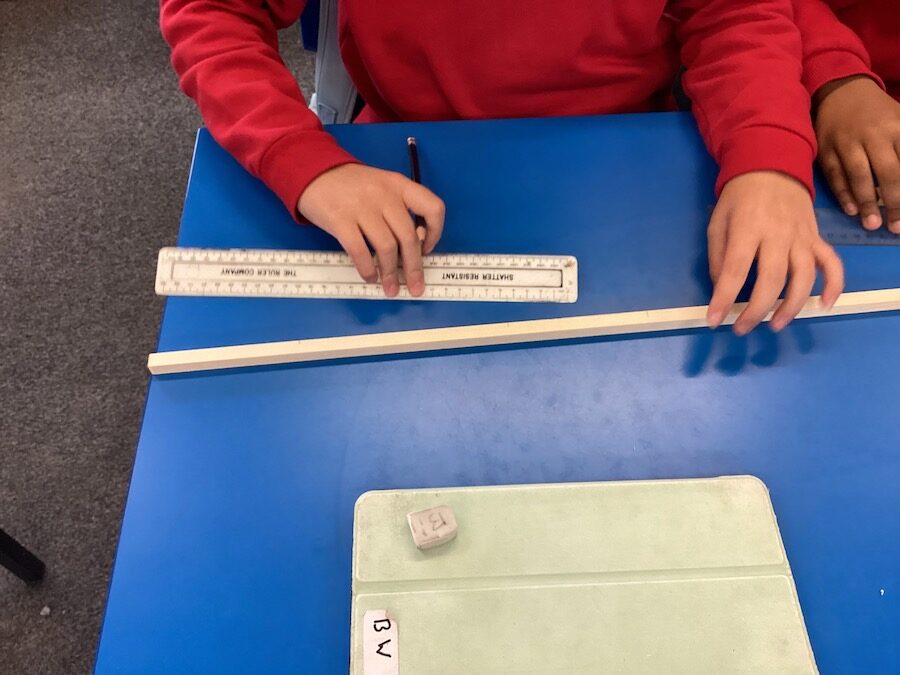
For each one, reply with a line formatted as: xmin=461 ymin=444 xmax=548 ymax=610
xmin=308 ymin=0 xmax=358 ymax=124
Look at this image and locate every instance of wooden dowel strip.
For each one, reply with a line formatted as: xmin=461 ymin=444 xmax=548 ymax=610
xmin=147 ymin=288 xmax=900 ymax=375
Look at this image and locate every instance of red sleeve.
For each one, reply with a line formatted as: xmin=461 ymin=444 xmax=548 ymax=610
xmin=159 ymin=0 xmax=359 ymax=220
xmin=672 ymin=0 xmax=817 ymax=197
xmin=792 ymin=0 xmax=883 ymax=97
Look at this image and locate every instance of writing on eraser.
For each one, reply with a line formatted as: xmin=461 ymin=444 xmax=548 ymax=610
xmin=407 ymin=505 xmax=458 ymax=550
xmin=362 ymin=609 xmax=399 ymax=675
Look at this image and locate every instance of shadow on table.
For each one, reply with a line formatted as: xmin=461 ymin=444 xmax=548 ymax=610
xmin=682 ymin=240 xmax=816 ymax=377
xmin=682 ymin=324 xmax=815 ymax=377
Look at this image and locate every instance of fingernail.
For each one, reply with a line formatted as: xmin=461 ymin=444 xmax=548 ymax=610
xmin=864 ymin=214 xmax=882 ymax=230
xmin=733 ymin=323 xmax=749 ymax=336
xmin=844 ymin=203 xmax=858 ymax=216
xmin=770 ymin=318 xmax=785 ymax=333
xmin=707 ymin=310 xmax=724 ymax=327
xmin=408 ymin=279 xmax=424 ymax=296
xmin=890 ymin=220 xmax=900 ymax=234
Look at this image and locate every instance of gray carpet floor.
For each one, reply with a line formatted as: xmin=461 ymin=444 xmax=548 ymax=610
xmin=0 ymin=2 xmax=314 ymax=671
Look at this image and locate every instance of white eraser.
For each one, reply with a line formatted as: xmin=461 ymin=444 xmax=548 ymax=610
xmin=407 ymin=505 xmax=458 ymax=550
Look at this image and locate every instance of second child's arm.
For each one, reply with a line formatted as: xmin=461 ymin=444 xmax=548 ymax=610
xmin=793 ymin=0 xmax=900 ymax=233
xmin=673 ymin=0 xmax=843 ymax=334
xmin=160 ymin=0 xmax=444 ymax=296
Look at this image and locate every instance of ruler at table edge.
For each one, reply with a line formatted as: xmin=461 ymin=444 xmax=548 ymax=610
xmin=155 ymin=247 xmax=578 ymax=303
xmin=815 ymin=208 xmax=900 ymax=246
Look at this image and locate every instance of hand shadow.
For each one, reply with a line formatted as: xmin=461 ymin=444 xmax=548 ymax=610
xmin=683 ymin=323 xmax=815 ymax=377
xmin=344 ymin=293 xmax=407 ymax=327
xmin=683 ymin=236 xmax=816 ymax=378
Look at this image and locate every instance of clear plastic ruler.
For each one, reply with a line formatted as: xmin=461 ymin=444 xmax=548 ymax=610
xmin=155 ymin=247 xmax=578 ymax=303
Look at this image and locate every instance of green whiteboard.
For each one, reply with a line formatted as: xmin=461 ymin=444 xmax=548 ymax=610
xmin=351 ymin=476 xmax=816 ymax=674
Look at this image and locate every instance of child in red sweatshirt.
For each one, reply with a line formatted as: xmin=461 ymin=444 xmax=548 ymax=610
xmin=161 ymin=1 xmax=846 ymax=335
xmin=794 ymin=0 xmax=900 ymax=233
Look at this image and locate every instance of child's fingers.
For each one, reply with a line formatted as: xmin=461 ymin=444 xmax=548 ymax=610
xmin=733 ymin=243 xmax=788 ymax=336
xmin=706 ymin=214 xmax=728 ymax=283
xmin=770 ymin=249 xmax=816 ymax=332
xmin=707 ymin=226 xmax=757 ymax=328
xmin=819 ymin=150 xmax=857 ymax=216
xmin=334 ymin=225 xmax=378 ymax=283
xmin=840 ymin=145 xmax=882 ymax=229
xmin=399 ymin=178 xmax=445 ymax=254
xmin=384 ymin=204 xmax=426 ymax=297
xmin=814 ymin=239 xmax=845 ymax=309
xmin=867 ymin=144 xmax=900 ymax=232
xmin=895 ymin=139 xmax=900 ymax=232
xmin=360 ymin=217 xmax=400 ymax=297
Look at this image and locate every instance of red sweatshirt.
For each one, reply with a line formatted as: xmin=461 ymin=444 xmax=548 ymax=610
xmin=825 ymin=0 xmax=899 ymax=99
xmin=161 ymin=1 xmax=828 ymax=218
xmin=794 ymin=0 xmax=891 ymax=99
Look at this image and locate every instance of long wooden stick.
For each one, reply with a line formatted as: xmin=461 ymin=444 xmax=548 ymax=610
xmin=147 ymin=288 xmax=900 ymax=375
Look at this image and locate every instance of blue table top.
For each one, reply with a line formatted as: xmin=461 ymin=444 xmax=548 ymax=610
xmin=95 ymin=113 xmax=899 ymax=674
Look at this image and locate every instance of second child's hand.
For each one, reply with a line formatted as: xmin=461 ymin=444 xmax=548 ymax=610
xmin=298 ymin=163 xmax=446 ymax=297
xmin=815 ymin=76 xmax=900 ymax=233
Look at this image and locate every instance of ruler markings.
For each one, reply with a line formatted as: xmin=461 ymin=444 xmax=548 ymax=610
xmin=815 ymin=208 xmax=900 ymax=246
xmin=157 ymin=248 xmax=578 ymax=303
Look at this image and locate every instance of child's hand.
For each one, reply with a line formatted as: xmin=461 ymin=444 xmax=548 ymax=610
xmin=814 ymin=76 xmax=900 ymax=233
xmin=298 ymin=164 xmax=445 ymax=297
xmin=707 ymin=171 xmax=844 ymax=335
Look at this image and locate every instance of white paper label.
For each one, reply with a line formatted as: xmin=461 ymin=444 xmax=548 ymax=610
xmin=363 ymin=609 xmax=399 ymax=674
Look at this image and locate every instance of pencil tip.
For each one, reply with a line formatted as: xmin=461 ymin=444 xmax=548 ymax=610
xmin=407 ymin=136 xmax=416 ymax=145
